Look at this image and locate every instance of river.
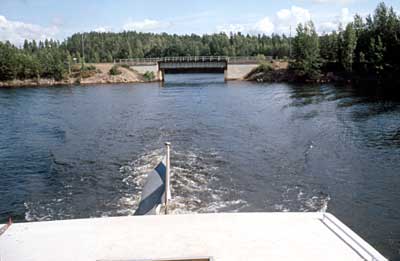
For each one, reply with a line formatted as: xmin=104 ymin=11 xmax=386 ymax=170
xmin=0 ymin=74 xmax=399 ymax=259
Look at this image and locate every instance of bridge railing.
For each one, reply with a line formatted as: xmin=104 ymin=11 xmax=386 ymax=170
xmin=118 ymin=57 xmax=160 ymax=65
xmin=117 ymin=56 xmax=270 ymax=65
xmin=228 ymin=56 xmax=272 ymax=64
xmin=160 ymin=56 xmax=229 ymax=62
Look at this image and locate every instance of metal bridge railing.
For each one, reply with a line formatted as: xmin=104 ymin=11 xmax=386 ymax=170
xmin=117 ymin=56 xmax=270 ymax=65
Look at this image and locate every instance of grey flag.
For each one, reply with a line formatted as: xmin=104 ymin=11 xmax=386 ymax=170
xmin=134 ymin=161 xmax=169 ymax=215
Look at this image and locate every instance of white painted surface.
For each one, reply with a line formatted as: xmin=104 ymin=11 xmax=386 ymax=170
xmin=130 ymin=65 xmax=160 ymax=79
xmin=225 ymin=64 xmax=258 ymax=80
xmin=0 ymin=213 xmax=387 ymax=261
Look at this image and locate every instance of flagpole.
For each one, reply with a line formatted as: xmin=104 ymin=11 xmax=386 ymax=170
xmin=164 ymin=142 xmax=171 ymax=214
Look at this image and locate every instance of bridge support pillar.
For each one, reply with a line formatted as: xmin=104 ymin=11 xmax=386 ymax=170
xmin=158 ymin=69 xmax=165 ymax=82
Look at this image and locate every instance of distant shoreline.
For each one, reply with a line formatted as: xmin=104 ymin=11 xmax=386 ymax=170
xmin=0 ymin=63 xmax=152 ymax=88
xmin=0 ymin=61 xmax=390 ymax=89
xmin=244 ymin=60 xmax=353 ymax=84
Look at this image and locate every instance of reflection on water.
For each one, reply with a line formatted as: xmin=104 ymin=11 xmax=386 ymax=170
xmin=0 ymin=74 xmax=399 ymax=259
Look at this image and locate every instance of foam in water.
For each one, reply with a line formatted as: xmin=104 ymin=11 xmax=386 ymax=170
xmin=273 ymin=184 xmax=331 ymax=212
xmin=24 ymin=147 xmax=329 ymax=221
xmin=118 ymin=148 xmax=248 ymax=215
xmin=24 ymin=147 xmax=249 ymax=221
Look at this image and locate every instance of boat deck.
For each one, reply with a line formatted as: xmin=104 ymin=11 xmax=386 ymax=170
xmin=0 ymin=212 xmax=387 ymax=261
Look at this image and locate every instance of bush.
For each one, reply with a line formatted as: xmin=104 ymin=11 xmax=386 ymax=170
xmin=81 ymin=65 xmax=96 ymax=71
xmin=109 ymin=65 xmax=122 ymax=76
xmin=120 ymin=64 xmax=130 ymax=69
xmin=80 ymin=70 xmax=96 ymax=78
xmin=71 ymin=64 xmax=81 ymax=73
xmin=245 ymin=62 xmax=274 ymax=80
xmin=74 ymin=64 xmax=97 ymax=78
xmin=252 ymin=62 xmax=273 ymax=74
xmin=256 ymin=54 xmax=266 ymax=63
xmin=143 ymin=71 xmax=155 ymax=81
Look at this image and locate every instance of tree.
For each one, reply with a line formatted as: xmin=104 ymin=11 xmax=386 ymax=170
xmin=368 ymin=36 xmax=386 ymax=77
xmin=341 ymin=23 xmax=357 ymax=73
xmin=320 ymin=32 xmax=338 ymax=63
xmin=290 ymin=21 xmax=321 ymax=80
xmin=0 ymin=42 xmax=18 ymax=81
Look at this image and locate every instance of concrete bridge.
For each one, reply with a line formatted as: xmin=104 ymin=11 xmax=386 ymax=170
xmin=117 ymin=56 xmax=270 ymax=81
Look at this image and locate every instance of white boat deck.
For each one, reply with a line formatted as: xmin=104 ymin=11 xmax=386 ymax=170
xmin=0 ymin=212 xmax=387 ymax=261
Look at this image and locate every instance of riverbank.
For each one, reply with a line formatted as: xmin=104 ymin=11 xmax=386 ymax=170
xmin=0 ymin=63 xmax=149 ymax=88
xmin=245 ymin=62 xmax=400 ymax=98
xmin=245 ymin=61 xmax=349 ymax=84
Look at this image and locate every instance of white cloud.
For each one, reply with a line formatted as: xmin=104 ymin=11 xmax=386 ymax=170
xmin=123 ymin=19 xmax=171 ymax=32
xmin=216 ymin=5 xmax=358 ymax=36
xmin=318 ymin=21 xmax=337 ymax=33
xmin=317 ymin=8 xmax=353 ymax=33
xmin=277 ymin=9 xmax=292 ymax=20
xmin=255 ymin=17 xmax=274 ymax=34
xmin=94 ymin=26 xmax=112 ymax=33
xmin=274 ymin=6 xmax=311 ymax=34
xmin=0 ymin=15 xmax=58 ymax=45
xmin=217 ymin=6 xmax=310 ymax=35
xmin=311 ymin=0 xmax=355 ymax=4
xmin=216 ymin=24 xmax=247 ymax=34
xmin=217 ymin=18 xmax=274 ymax=35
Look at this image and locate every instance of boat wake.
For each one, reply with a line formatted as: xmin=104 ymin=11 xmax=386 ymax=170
xmin=118 ymin=148 xmax=248 ymax=215
xmin=273 ymin=184 xmax=330 ymax=212
xmin=24 ymin=148 xmax=329 ymax=221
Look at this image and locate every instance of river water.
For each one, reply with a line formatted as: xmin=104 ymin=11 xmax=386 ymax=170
xmin=0 ymin=74 xmax=399 ymax=259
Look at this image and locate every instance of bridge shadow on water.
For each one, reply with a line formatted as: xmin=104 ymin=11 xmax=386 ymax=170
xmin=162 ymin=73 xmax=226 ymax=87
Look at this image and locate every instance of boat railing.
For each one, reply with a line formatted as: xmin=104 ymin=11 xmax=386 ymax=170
xmin=321 ymin=213 xmax=384 ymax=261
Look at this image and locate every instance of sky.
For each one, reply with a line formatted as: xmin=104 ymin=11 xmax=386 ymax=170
xmin=0 ymin=0 xmax=399 ymax=45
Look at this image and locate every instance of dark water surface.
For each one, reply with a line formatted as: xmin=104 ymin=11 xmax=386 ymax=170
xmin=0 ymin=74 xmax=399 ymax=259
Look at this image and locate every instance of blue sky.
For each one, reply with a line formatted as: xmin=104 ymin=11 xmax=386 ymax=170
xmin=0 ymin=0 xmax=399 ymax=45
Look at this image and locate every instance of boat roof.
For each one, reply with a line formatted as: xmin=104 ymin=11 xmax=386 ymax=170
xmin=0 ymin=212 xmax=387 ymax=261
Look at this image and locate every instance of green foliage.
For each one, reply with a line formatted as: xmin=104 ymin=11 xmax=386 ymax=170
xmin=0 ymin=39 xmax=69 ymax=81
xmin=320 ymin=2 xmax=400 ymax=86
xmin=71 ymin=64 xmax=82 ymax=73
xmin=80 ymin=71 xmax=96 ymax=78
xmin=290 ymin=21 xmax=322 ymax=81
xmin=62 ymin=31 xmax=292 ymax=61
xmin=0 ymin=42 xmax=18 ymax=81
xmin=250 ymin=62 xmax=273 ymax=75
xmin=81 ymin=65 xmax=96 ymax=71
xmin=320 ymin=31 xmax=338 ymax=63
xmin=109 ymin=65 xmax=122 ymax=76
xmin=255 ymin=54 xmax=267 ymax=63
xmin=339 ymin=23 xmax=357 ymax=73
xmin=80 ymin=65 xmax=97 ymax=78
xmin=288 ymin=2 xmax=400 ymax=86
xmin=143 ymin=71 xmax=155 ymax=81
xmin=120 ymin=64 xmax=130 ymax=69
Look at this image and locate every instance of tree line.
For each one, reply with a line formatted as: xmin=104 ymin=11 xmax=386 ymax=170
xmin=0 ymin=40 xmax=68 ymax=81
xmin=291 ymin=2 xmax=400 ymax=88
xmin=0 ymin=32 xmax=292 ymax=82
xmin=0 ymin=2 xmax=398 ymax=89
